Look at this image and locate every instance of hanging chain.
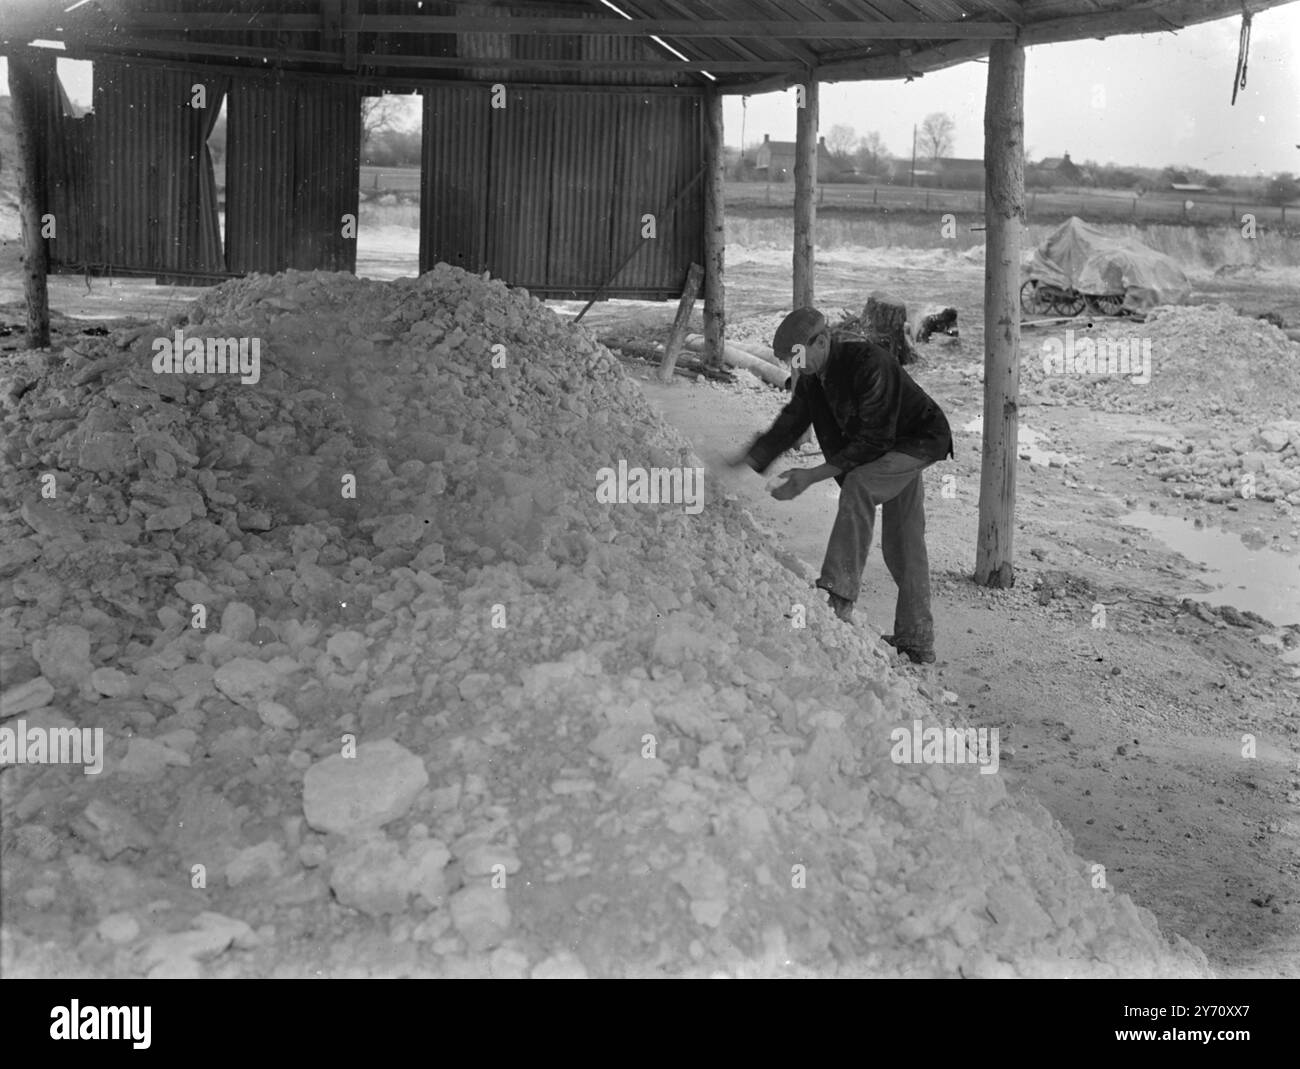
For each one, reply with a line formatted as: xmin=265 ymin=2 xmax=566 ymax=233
xmin=1231 ymin=8 xmax=1252 ymax=106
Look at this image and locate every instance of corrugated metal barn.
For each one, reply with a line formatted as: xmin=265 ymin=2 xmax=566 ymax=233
xmin=6 ymin=0 xmax=1285 ymax=294
xmin=3 ymin=0 xmax=1288 ymax=584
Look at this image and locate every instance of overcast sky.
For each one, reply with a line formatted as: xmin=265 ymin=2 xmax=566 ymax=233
xmin=728 ymin=7 xmax=1299 ymax=174
xmin=3 ymin=5 xmax=1297 ymax=175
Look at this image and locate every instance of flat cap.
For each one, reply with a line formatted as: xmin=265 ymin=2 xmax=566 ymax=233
xmin=772 ymin=307 xmax=827 ymax=360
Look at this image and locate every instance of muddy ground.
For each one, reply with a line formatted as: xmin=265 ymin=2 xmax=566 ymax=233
xmin=560 ymin=249 xmax=1300 ymax=979
xmin=2 ymin=241 xmax=1298 ymax=977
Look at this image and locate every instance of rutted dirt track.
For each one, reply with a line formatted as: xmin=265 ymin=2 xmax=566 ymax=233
xmin=579 ymin=248 xmax=1300 ymax=978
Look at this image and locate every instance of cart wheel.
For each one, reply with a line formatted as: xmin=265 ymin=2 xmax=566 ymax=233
xmin=1020 ymin=279 xmax=1051 ymax=316
xmin=1051 ymin=289 xmax=1087 ymax=317
xmin=1092 ymin=294 xmax=1125 ymax=316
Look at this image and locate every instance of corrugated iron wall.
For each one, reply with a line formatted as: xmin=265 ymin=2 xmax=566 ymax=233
xmin=225 ymin=79 xmax=361 ymax=274
xmin=421 ymin=85 xmax=703 ymax=298
xmin=30 ymin=58 xmax=357 ymax=280
xmin=420 ymin=84 xmax=490 ymax=274
xmin=22 ymin=52 xmax=98 ymax=270
xmin=92 ymin=63 xmax=226 ymax=277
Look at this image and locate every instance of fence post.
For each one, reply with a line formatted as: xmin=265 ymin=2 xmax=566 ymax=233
xmin=873 ymin=186 xmax=878 ymax=205
xmin=1283 ymin=205 xmax=1288 ymax=226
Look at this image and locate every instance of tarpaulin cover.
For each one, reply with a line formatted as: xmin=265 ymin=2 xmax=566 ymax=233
xmin=1025 ymin=216 xmax=1191 ymax=311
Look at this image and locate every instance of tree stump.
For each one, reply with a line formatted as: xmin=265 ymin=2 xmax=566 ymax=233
xmin=862 ymin=291 xmax=917 ymax=366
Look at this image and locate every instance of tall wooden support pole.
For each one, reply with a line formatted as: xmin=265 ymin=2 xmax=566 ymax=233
xmin=792 ymin=75 xmax=818 ymax=309
xmin=789 ymin=76 xmax=818 ymax=444
xmin=7 ymin=54 xmax=51 ymax=350
xmin=702 ymin=87 xmax=726 ymax=369
xmin=975 ymin=38 xmax=1025 ymax=588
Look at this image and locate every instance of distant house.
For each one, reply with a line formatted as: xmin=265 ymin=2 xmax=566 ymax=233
xmin=1035 ymin=151 xmax=1085 ymax=184
xmin=932 ymin=156 xmax=985 ymax=189
xmin=753 ymin=133 xmax=848 ymax=181
xmin=1169 ymin=182 xmax=1209 ymax=192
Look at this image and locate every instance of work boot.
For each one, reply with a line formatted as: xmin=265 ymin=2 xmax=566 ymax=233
xmin=881 ymin=633 xmax=936 ymax=665
xmin=827 ymin=592 xmax=854 ymax=623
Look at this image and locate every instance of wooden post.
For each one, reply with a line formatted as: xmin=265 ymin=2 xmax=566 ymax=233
xmin=702 ymin=87 xmax=726 ymax=369
xmin=790 ymin=82 xmax=820 ymax=450
xmin=793 ymin=75 xmax=818 ymax=309
xmin=658 ymin=263 xmax=705 ymax=383
xmin=975 ymin=37 xmax=1025 ymax=589
xmin=7 ymin=54 xmax=51 ymax=351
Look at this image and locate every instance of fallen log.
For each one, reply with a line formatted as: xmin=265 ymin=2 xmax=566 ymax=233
xmin=1020 ymin=316 xmax=1096 ymax=330
xmin=607 ymin=338 xmax=734 ymax=382
xmin=684 ymin=334 xmax=789 ymax=388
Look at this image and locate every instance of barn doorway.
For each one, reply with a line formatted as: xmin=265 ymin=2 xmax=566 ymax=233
xmin=356 ymin=90 xmax=422 ymax=279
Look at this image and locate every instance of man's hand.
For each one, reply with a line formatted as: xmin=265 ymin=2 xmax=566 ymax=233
xmin=768 ymin=468 xmax=814 ymax=500
xmin=769 ymin=462 xmax=842 ymax=500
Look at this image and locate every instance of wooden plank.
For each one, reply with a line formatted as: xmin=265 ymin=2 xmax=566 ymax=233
xmin=979 ymin=0 xmax=1027 ymax=27
xmin=974 ymin=37 xmax=1025 ymax=590
xmin=5 ymin=54 xmax=51 ymax=350
xmin=115 ymin=15 xmax=1021 ymax=39
xmin=319 ymin=0 xmax=342 ymax=49
xmin=702 ymin=87 xmax=726 ymax=369
xmin=343 ymin=0 xmax=358 ymax=71
xmin=813 ymin=38 xmax=992 ymax=82
xmin=658 ymin=262 xmax=705 ymax=383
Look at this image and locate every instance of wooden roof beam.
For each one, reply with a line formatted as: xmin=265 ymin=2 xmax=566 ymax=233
xmin=979 ymin=0 xmax=1027 ymax=26
xmin=1019 ymin=0 xmax=1296 ymax=46
xmin=111 ymin=14 xmax=1019 ymax=39
xmin=46 ymin=35 xmax=803 ymax=74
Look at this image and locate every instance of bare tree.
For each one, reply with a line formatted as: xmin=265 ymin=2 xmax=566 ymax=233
xmin=853 ymin=131 xmax=889 ymax=174
xmin=825 ymin=123 xmax=858 ymax=158
xmin=361 ymin=95 xmax=404 ymax=147
xmin=918 ymin=112 xmax=955 ymax=160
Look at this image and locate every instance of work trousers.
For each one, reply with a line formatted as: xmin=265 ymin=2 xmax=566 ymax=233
xmin=814 ymin=451 xmax=935 ymax=650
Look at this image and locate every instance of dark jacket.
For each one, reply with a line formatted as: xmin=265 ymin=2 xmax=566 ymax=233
xmin=746 ymin=339 xmax=953 ymax=481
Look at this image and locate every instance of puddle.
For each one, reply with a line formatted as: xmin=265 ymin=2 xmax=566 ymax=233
xmin=1119 ymin=510 xmax=1300 ymax=626
xmin=961 ymin=415 xmax=1079 ymax=467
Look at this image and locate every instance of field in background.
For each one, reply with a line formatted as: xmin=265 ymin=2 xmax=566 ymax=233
xmin=356 ymin=166 xmax=1296 ymax=269
xmin=360 ymin=165 xmax=421 ymax=193
xmin=727 ymin=216 xmax=1300 ymax=270
xmin=724 ymin=180 xmax=1294 ymax=227
xmin=356 ymin=166 xmax=1293 ymax=225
